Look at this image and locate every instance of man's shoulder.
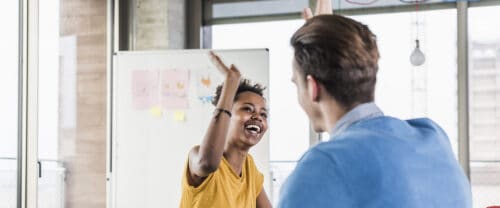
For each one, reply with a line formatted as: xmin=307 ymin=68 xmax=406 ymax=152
xmin=317 ymin=116 xmax=451 ymax=162
xmin=279 ymin=144 xmax=355 ymax=207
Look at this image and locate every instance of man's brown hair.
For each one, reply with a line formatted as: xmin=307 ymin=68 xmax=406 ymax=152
xmin=291 ymin=14 xmax=380 ymax=109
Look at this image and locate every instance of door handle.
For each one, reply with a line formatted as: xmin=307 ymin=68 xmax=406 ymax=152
xmin=37 ymin=161 xmax=42 ymax=178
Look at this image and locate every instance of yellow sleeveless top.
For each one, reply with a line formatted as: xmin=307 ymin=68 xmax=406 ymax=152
xmin=180 ymin=154 xmax=264 ymax=208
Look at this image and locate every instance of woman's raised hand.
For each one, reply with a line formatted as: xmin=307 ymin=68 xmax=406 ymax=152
xmin=209 ymin=51 xmax=241 ymax=84
xmin=302 ymin=0 xmax=333 ymax=20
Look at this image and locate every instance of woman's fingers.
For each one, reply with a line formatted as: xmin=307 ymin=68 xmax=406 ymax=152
xmin=229 ymin=64 xmax=240 ymax=73
xmin=315 ymin=0 xmax=332 ymax=15
xmin=302 ymin=8 xmax=313 ymax=20
xmin=209 ymin=51 xmax=230 ymax=75
xmin=303 ymin=0 xmax=332 ymax=20
xmin=209 ymin=52 xmax=241 ymax=81
xmin=229 ymin=64 xmax=242 ymax=80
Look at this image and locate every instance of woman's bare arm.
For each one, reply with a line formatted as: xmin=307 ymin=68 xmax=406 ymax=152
xmin=187 ymin=52 xmax=241 ymax=187
xmin=257 ymin=190 xmax=272 ymax=208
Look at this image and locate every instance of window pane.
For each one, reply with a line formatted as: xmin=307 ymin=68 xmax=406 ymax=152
xmin=213 ymin=20 xmax=310 ymax=162
xmin=38 ymin=0 xmax=107 ymax=207
xmin=213 ymin=0 xmax=308 ymax=19
xmin=469 ymin=5 xmax=500 ymax=208
xmin=351 ymin=9 xmax=458 ymax=156
xmin=0 ymin=1 xmax=19 ymax=207
xmin=333 ymin=0 xmax=449 ymax=10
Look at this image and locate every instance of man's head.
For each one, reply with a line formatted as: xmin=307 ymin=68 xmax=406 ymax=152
xmin=290 ymin=14 xmax=379 ymax=131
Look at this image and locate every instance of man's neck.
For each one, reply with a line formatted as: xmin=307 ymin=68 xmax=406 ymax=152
xmin=320 ymin=99 xmax=349 ymax=133
xmin=328 ymin=102 xmax=383 ymax=137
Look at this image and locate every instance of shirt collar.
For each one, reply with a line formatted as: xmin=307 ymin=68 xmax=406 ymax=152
xmin=329 ymin=102 xmax=384 ymax=138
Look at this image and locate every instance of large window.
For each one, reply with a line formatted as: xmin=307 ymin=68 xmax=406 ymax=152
xmin=469 ymin=5 xmax=500 ymax=207
xmin=0 ymin=1 xmax=19 ymax=207
xmin=212 ymin=9 xmax=458 ymax=205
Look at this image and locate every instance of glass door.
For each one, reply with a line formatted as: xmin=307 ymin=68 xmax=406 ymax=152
xmin=37 ymin=1 xmax=65 ymax=207
xmin=0 ymin=1 xmax=20 ymax=207
xmin=37 ymin=0 xmax=108 ymax=207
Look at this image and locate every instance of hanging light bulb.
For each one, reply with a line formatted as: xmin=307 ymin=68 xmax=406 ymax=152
xmin=410 ymin=0 xmax=425 ymax=66
xmin=410 ymin=39 xmax=425 ymax=66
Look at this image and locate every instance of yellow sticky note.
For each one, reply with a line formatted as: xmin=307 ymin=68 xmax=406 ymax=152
xmin=149 ymin=106 xmax=162 ymax=117
xmin=174 ymin=110 xmax=186 ymax=122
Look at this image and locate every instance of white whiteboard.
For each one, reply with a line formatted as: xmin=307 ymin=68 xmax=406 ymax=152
xmin=110 ymin=49 xmax=270 ymax=208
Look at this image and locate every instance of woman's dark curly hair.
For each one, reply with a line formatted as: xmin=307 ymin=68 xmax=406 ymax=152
xmin=211 ymin=78 xmax=266 ymax=106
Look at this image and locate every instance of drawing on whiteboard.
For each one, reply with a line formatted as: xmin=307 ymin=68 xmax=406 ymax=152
xmin=196 ymin=69 xmax=220 ymax=105
xmin=131 ymin=70 xmax=159 ymax=109
xmin=161 ymin=69 xmax=190 ymax=109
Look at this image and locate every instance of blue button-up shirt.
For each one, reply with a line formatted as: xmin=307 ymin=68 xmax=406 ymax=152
xmin=278 ymin=102 xmax=472 ymax=208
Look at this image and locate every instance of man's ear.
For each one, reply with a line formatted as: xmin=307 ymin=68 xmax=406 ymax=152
xmin=306 ymin=75 xmax=320 ymax=102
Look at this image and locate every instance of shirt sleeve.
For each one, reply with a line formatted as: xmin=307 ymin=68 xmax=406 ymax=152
xmin=182 ymin=156 xmax=216 ymax=195
xmin=278 ymin=148 xmax=354 ymax=208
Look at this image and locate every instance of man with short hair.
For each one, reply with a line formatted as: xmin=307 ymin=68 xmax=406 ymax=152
xmin=278 ymin=1 xmax=472 ymax=207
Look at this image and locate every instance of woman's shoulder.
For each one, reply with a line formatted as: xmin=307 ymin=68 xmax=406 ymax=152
xmin=246 ymin=153 xmax=255 ymax=162
xmin=244 ymin=154 xmax=262 ymax=175
xmin=245 ymin=154 xmax=259 ymax=167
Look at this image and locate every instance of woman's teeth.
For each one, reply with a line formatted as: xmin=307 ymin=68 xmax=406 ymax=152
xmin=245 ymin=124 xmax=261 ymax=133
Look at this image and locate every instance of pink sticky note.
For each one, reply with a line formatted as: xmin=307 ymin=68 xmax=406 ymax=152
xmin=160 ymin=69 xmax=190 ymax=109
xmin=131 ymin=70 xmax=159 ymax=110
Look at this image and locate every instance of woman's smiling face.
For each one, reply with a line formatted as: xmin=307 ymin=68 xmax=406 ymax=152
xmin=227 ymin=91 xmax=268 ymax=148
